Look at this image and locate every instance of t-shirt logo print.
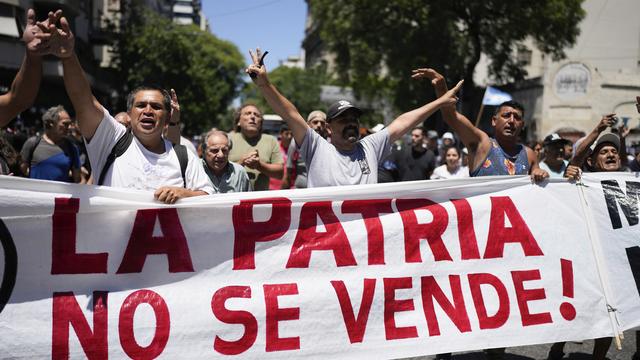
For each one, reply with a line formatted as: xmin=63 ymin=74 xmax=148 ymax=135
xmin=358 ymin=158 xmax=371 ymax=174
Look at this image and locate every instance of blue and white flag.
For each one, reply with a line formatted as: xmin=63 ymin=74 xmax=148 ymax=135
xmin=482 ymin=86 xmax=512 ymax=105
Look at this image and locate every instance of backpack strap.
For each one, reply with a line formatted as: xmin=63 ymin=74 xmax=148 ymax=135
xmin=98 ymin=130 xmax=133 ymax=186
xmin=26 ymin=135 xmax=42 ymax=168
xmin=172 ymin=143 xmax=188 ymax=188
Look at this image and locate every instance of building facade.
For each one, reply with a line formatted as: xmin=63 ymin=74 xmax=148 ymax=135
xmin=0 ymin=0 xmax=209 ymax=129
xmin=171 ymin=0 xmax=206 ymax=30
xmin=302 ymin=0 xmax=640 ymax=141
xmin=476 ymin=0 xmax=640 ymax=142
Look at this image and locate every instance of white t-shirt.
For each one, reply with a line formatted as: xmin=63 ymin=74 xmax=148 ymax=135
xmin=539 ymin=160 xmax=568 ymax=179
xmin=430 ymin=164 xmax=470 ymax=180
xmin=86 ymin=108 xmax=213 ymax=194
xmin=300 ymin=127 xmax=390 ymax=188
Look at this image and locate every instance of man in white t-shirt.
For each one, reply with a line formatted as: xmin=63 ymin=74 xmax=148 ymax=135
xmin=43 ymin=17 xmax=212 ymax=203
xmin=246 ymin=48 xmax=463 ymax=188
xmin=538 ymin=133 xmax=570 ymax=179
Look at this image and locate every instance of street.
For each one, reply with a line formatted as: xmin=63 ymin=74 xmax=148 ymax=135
xmin=410 ymin=337 xmax=637 ymax=359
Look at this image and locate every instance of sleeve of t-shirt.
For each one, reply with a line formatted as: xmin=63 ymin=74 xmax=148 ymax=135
xmin=299 ymin=128 xmax=321 ymax=166
xmin=184 ymin=149 xmax=214 ymax=194
xmin=430 ymin=166 xmax=444 ymax=180
xmin=19 ymin=137 xmax=36 ymax=165
xmin=269 ymin=137 xmax=284 ymax=165
xmin=361 ymin=128 xmax=391 ymax=162
xmin=84 ymin=107 xmax=127 ymax=180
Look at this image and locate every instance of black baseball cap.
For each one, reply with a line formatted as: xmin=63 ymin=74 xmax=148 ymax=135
xmin=327 ymin=100 xmax=363 ymax=121
xmin=543 ymin=133 xmax=570 ymax=147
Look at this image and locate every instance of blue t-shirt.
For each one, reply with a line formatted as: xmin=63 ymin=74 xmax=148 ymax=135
xmin=20 ymin=136 xmax=80 ymax=182
xmin=470 ymin=138 xmax=529 ymax=177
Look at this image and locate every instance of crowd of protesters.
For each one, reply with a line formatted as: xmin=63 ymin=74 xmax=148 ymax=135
xmin=1 ymin=8 xmax=640 ymax=360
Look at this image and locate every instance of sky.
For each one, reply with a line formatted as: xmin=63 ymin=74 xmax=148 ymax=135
xmin=202 ymin=0 xmax=308 ymax=71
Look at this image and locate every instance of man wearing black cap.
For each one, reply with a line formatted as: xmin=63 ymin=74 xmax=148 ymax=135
xmin=539 ymin=133 xmax=571 ymax=178
xmin=246 ymin=48 xmax=463 ymax=187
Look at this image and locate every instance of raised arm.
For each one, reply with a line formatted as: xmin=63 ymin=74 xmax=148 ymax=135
xmin=0 ymin=10 xmax=61 ymax=127
xmin=42 ymin=15 xmax=103 ymax=140
xmin=246 ymin=49 xmax=308 ymax=145
xmin=411 ymin=68 xmax=488 ymax=151
xmin=165 ymin=88 xmax=181 ymax=144
xmin=386 ymin=80 xmax=464 ymax=142
xmin=569 ymin=114 xmax=616 ymax=169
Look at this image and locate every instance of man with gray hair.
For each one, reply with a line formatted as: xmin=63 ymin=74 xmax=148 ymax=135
xmin=284 ymin=110 xmax=328 ymax=188
xmin=202 ymin=129 xmax=251 ymax=193
xmin=20 ymin=105 xmax=81 ymax=182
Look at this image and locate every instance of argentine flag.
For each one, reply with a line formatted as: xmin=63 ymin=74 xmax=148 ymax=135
xmin=481 ymin=86 xmax=513 ymax=106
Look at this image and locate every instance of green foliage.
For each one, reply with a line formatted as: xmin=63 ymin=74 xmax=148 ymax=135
xmin=241 ymin=65 xmax=331 ymax=118
xmin=308 ymin=0 xmax=585 ymax=113
xmin=110 ymin=4 xmax=245 ymax=135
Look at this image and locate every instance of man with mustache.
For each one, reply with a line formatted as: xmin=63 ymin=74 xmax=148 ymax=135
xmin=40 ymin=14 xmax=212 ymax=203
xmin=246 ymin=49 xmax=463 ymax=188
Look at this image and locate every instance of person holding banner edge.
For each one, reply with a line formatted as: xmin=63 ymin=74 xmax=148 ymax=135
xmin=547 ymin=115 xmax=622 ymax=359
xmin=246 ymin=48 xmax=464 ymax=187
xmin=36 ymin=13 xmax=213 ymax=203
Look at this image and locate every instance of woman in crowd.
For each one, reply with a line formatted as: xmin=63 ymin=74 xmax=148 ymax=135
xmin=430 ymin=146 xmax=469 ymax=179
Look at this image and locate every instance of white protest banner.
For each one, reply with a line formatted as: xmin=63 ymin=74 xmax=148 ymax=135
xmin=0 ymin=175 xmax=626 ymax=359
xmin=581 ymin=172 xmax=640 ymax=331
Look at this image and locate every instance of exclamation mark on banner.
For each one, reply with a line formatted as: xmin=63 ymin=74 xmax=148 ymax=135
xmin=560 ymin=258 xmax=576 ymax=321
